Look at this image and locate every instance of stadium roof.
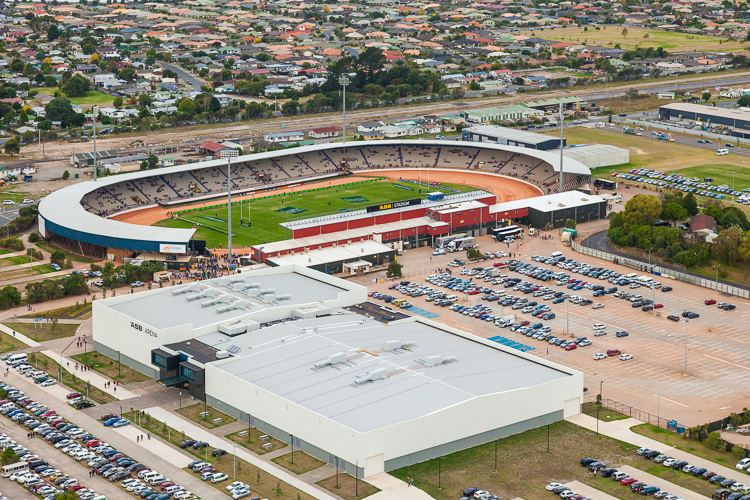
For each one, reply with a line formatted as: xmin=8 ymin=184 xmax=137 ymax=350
xmin=39 ymin=140 xmax=590 ymax=251
xmin=465 ymin=125 xmax=561 ymax=146
xmin=199 ymin=312 xmax=573 ymax=432
xmin=266 ymin=240 xmax=394 ymax=267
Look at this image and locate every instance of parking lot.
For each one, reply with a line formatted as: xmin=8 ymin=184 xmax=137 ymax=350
xmin=352 ymin=232 xmax=750 ymax=426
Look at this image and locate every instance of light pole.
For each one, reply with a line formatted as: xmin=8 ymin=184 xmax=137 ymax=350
xmin=92 ymin=105 xmax=99 ymax=181
xmin=656 ymin=394 xmax=660 ymax=427
xmin=232 ymin=444 xmax=236 ymax=481
xmin=558 ymin=102 xmax=564 ymax=193
xmin=338 ymin=74 xmax=351 ymax=143
xmin=225 ymin=149 xmax=238 ymax=267
xmin=599 ymin=380 xmax=604 ymax=402
xmin=714 ymin=264 xmax=721 ymax=291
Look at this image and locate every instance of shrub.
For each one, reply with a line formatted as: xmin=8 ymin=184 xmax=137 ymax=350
xmin=0 ymin=238 xmax=23 ymax=251
xmin=28 ymin=232 xmax=41 ymax=243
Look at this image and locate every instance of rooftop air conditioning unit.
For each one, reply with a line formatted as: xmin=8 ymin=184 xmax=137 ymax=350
xmin=218 ymin=321 xmax=247 ymax=336
xmin=418 ymin=355 xmax=457 ymax=367
xmin=313 ymin=351 xmax=347 ymax=368
xmin=185 ymin=291 xmax=212 ymax=302
xmin=215 ymin=350 xmax=231 ymax=359
xmin=258 ymin=288 xmax=276 ymax=295
xmin=383 ymin=340 xmax=415 ymax=351
xmin=200 ymin=295 xmax=227 ymax=307
xmin=216 ymin=301 xmax=244 ymax=313
xmin=276 ymin=294 xmax=292 ymax=301
xmin=172 ymin=285 xmax=200 ymax=296
xmin=354 ymin=368 xmax=387 ymax=385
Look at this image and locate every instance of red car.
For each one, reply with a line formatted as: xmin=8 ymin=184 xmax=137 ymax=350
xmin=564 ymin=344 xmax=577 ymax=351
xmin=493 ymin=262 xmax=507 ymax=268
xmin=606 ymin=349 xmax=621 ymax=357
xmin=653 ymin=303 xmax=664 ymax=309
xmin=704 ymin=299 xmax=716 ymax=305
xmin=620 ymin=477 xmax=638 ymax=486
xmin=519 ymin=320 xmax=530 ymax=326
xmin=467 ymin=289 xmax=481 ymax=295
xmin=66 ymin=392 xmax=81 ymax=400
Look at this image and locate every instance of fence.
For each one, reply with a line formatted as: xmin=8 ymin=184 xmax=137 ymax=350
xmin=571 ymin=241 xmax=750 ymax=299
xmin=584 ymin=398 xmax=671 ymax=430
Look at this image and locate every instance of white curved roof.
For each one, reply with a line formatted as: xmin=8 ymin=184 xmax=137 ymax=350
xmin=38 ymin=140 xmax=590 ymax=248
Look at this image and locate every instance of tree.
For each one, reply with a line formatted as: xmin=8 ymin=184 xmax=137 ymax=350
xmin=739 ymin=95 xmax=750 ymax=107
xmin=622 ymin=194 xmax=661 ymax=231
xmin=3 ymin=137 xmax=19 ymax=155
xmin=47 ymin=24 xmax=60 ymax=41
xmin=140 ymin=154 xmax=158 ymax=170
xmin=112 ymin=96 xmax=123 ymax=109
xmin=719 ymin=206 xmax=750 ymax=230
xmin=1 ymin=447 xmax=17 ymax=465
xmin=702 ymin=90 xmax=712 ymax=102
xmin=62 ymin=74 xmax=90 ymax=98
xmin=712 ymin=226 xmax=743 ymax=264
xmin=357 ymin=46 xmax=386 ymax=81
xmin=681 ymin=192 xmax=698 ymax=216
xmin=387 ymin=260 xmax=402 ymax=278
xmin=660 ymin=201 xmax=688 ymax=224
xmin=50 ymin=250 xmax=65 ymax=266
xmin=62 ymin=170 xmax=70 ymax=180
xmin=739 ymin=230 xmax=750 ymax=262
xmin=45 ymin=97 xmax=84 ymax=128
xmin=0 ymin=286 xmax=21 ymax=309
xmin=564 ymin=218 xmax=576 ymax=228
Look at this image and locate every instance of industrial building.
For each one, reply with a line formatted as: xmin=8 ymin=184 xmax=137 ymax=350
xmin=491 ymin=190 xmax=607 ymax=229
xmin=462 ymin=105 xmax=544 ymax=124
xmin=462 ymin=125 xmax=565 ymax=151
xmin=92 ymin=265 xmax=583 ymax=478
xmin=659 ymin=103 xmax=750 ymax=138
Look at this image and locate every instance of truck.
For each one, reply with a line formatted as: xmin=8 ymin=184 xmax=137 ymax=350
xmin=446 ymin=237 xmax=476 ymax=252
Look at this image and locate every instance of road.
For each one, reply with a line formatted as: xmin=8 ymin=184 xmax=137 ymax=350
xmin=13 ymin=70 xmax=750 ymax=164
xmin=161 ymin=63 xmax=206 ymax=93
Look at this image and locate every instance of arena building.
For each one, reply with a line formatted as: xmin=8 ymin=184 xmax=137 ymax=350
xmin=92 ymin=265 xmax=583 ymax=477
xmin=38 ymin=140 xmax=592 ymax=260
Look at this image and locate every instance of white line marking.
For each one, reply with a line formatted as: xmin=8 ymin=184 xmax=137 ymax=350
xmin=702 ymin=353 xmax=750 ymax=371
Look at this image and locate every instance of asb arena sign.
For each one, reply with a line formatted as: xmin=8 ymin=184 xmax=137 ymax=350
xmin=365 ymin=198 xmax=422 ymax=214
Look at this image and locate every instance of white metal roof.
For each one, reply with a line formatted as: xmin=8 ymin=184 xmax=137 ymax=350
xmin=266 ymin=240 xmax=394 ymax=267
xmin=661 ymin=102 xmax=750 ymax=121
xmin=490 ymin=190 xmax=605 ymax=214
xmin=465 ymin=125 xmax=561 ymax=145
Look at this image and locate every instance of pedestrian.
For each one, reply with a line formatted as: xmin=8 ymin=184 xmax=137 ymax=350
xmin=147 ymin=433 xmax=150 ymax=440
xmin=114 ymin=386 xmax=116 ymax=393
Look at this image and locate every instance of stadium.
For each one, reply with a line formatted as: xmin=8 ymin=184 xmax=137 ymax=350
xmin=37 ymin=140 xmax=596 ymax=263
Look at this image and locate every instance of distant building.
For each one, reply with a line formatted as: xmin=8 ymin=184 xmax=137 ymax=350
xmin=309 ymin=126 xmax=340 ymax=139
xmin=462 ymin=105 xmax=544 ymax=124
xmin=659 ymin=103 xmax=750 ymax=139
xmin=264 ymin=131 xmax=305 ymax=143
xmin=690 ymin=214 xmax=717 ymax=233
xmin=462 ymin=125 xmax=564 ymax=151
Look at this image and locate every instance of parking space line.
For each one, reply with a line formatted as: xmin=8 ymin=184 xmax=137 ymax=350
xmin=702 ymin=353 xmax=750 ymax=371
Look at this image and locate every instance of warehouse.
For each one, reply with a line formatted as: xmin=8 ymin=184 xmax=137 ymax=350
xmin=462 ymin=125 xmax=565 ymax=150
xmin=462 ymin=105 xmax=544 ymax=124
xmin=92 ymin=265 xmax=583 ymax=478
xmin=490 ymin=190 xmax=607 ymax=229
xmin=265 ymin=240 xmax=396 ymax=274
xmin=659 ymin=103 xmax=750 ymax=138
xmin=562 ymin=144 xmax=630 ymax=169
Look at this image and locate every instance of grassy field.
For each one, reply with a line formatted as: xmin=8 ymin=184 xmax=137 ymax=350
xmin=317 ymin=473 xmax=380 ymax=500
xmin=391 ymin=420 xmax=714 ymax=499
xmin=27 ymin=352 xmax=114 ymax=404
xmin=582 ymin=402 xmax=630 ymax=422
xmin=71 ymin=351 xmax=149 ymax=384
xmin=551 ymin=127 xmax=750 ymax=174
xmin=0 ymin=255 xmax=33 ymax=267
xmin=123 ymin=411 xmax=316 ymax=500
xmin=175 ymin=402 xmax=236 ymax=429
xmin=2 ymin=321 xmax=78 ymax=342
xmin=35 ymin=241 xmax=100 ymax=263
xmin=154 ymin=178 xmax=479 ymax=248
xmin=35 ymin=87 xmax=114 ymax=107
xmin=0 ymin=190 xmax=33 ymax=204
xmin=23 ymin=302 xmax=92 ymax=320
xmin=521 ymin=26 xmax=749 ymax=52
xmin=669 ymin=164 xmax=750 ymax=191
xmin=0 ymin=331 xmax=30 ymax=353
xmin=271 ymin=451 xmax=325 ymax=475
xmin=226 ymin=427 xmax=286 ymax=455
xmin=632 ymin=423 xmax=739 ymax=468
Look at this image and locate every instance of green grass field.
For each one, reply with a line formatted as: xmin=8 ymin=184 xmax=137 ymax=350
xmin=669 ymin=164 xmax=750 ymax=191
xmin=154 ymin=178 xmax=479 ymax=248
xmin=520 ymin=26 xmax=749 ymax=52
xmin=35 ymin=87 xmax=114 ymax=107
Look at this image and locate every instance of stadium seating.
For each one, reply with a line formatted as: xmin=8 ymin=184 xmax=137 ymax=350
xmin=83 ymin=144 xmax=589 ymax=217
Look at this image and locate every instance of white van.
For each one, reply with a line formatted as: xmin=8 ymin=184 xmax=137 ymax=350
xmin=6 ymin=353 xmax=27 ymax=364
xmin=717 ymin=148 xmax=729 ymax=156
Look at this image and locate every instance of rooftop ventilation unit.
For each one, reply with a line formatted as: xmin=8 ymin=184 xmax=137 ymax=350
xmin=228 ymin=276 xmax=245 ymax=284
xmin=216 ymin=301 xmax=245 ymax=313
xmin=417 ymin=355 xmax=457 ymax=367
xmin=171 ymin=285 xmax=202 ymax=296
xmin=313 ymin=351 xmax=347 ymax=368
xmin=276 ymin=293 xmax=292 ymax=301
xmin=226 ymin=344 xmax=241 ymax=354
xmin=354 ymin=368 xmax=388 ymax=385
xmin=185 ymin=290 xmax=212 ymax=302
xmin=200 ymin=295 xmax=227 ymax=308
xmin=258 ymin=288 xmax=276 ymax=295
xmin=218 ymin=320 xmax=247 ymax=336
xmin=382 ymin=340 xmax=416 ymax=352
xmin=216 ymin=350 xmax=231 ymax=359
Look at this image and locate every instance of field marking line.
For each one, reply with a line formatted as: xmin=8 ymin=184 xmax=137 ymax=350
xmin=702 ymin=353 xmax=750 ymax=371
xmin=653 ymin=395 xmax=688 ymax=408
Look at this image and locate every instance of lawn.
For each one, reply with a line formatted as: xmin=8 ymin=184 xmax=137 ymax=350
xmin=317 ymin=473 xmax=380 ymax=499
xmin=34 ymin=87 xmax=114 ymax=107
xmin=226 ymin=427 xmax=286 ymax=455
xmin=154 ymin=178 xmax=482 ymax=248
xmin=0 ymin=255 xmax=34 ymax=267
xmin=0 ymin=264 xmax=57 ymax=281
xmin=2 ymin=321 xmax=78 ymax=342
xmin=23 ymin=302 xmax=92 ymax=320
xmin=391 ymin=420 xmax=714 ymax=499
xmin=271 ymin=451 xmax=325 ymax=475
xmin=631 ymin=423 xmax=738 ymax=468
xmin=0 ymin=331 xmax=30 ymax=353
xmin=669 ymin=164 xmax=750 ymax=191
xmin=26 ymin=352 xmax=114 ymax=404
xmin=0 ymin=190 xmax=32 ymax=204
xmin=175 ymin=402 xmax=236 ymax=429
xmin=71 ymin=351 xmax=149 ymax=384
xmin=35 ymin=241 xmax=100 ymax=263
xmin=582 ymin=402 xmax=630 ymax=422
xmin=548 ymin=126 xmax=750 ymax=174
xmin=520 ymin=26 xmax=749 ymax=52
xmin=123 ymin=411 xmax=316 ymax=500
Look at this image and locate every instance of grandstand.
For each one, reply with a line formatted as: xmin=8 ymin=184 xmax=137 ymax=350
xmin=40 ymin=140 xmax=591 ymax=256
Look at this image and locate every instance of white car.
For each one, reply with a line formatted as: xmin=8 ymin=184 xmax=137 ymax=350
xmin=226 ymin=481 xmax=248 ymax=492
xmin=432 ymin=248 xmax=445 ymax=256
xmin=21 ymin=198 xmax=33 ymax=204
xmin=594 ymin=330 xmax=607 ymax=337
xmin=619 ymin=353 xmax=634 ymax=361
xmin=2 ymin=200 xmax=14 ymax=205
xmin=592 ymin=352 xmax=606 ymax=360
xmin=592 ymin=303 xmax=604 ymax=309
xmin=592 ymin=323 xmax=606 ymax=330
xmin=130 ymin=281 xmax=144 ymax=287
xmin=40 ymin=379 xmax=56 ymax=387
xmin=737 ymin=458 xmax=750 ymax=470
xmin=731 ymin=483 xmax=748 ymax=492
xmin=546 ymin=482 xmax=564 ymax=491
xmin=211 ymin=472 xmax=229 ymax=483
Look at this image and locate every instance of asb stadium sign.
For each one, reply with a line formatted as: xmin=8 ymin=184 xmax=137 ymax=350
xmin=365 ymin=198 xmax=422 ymax=213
